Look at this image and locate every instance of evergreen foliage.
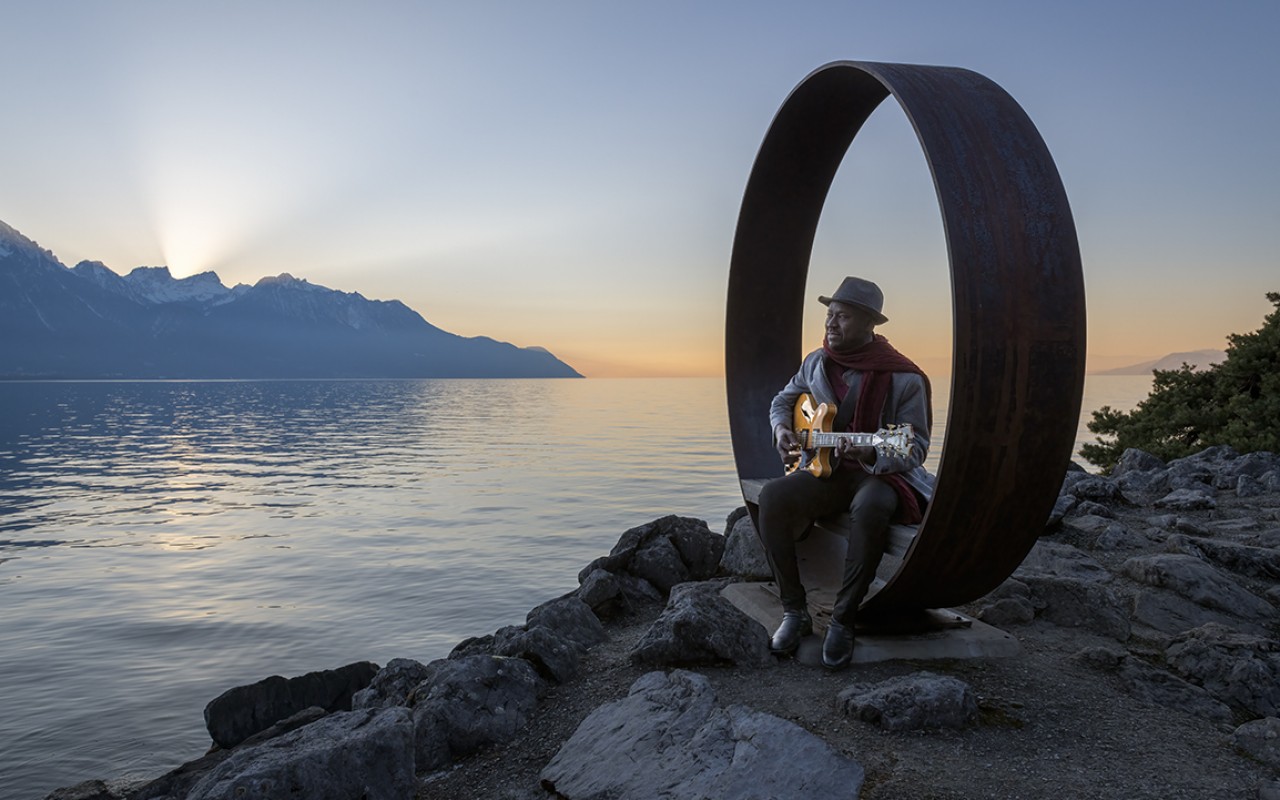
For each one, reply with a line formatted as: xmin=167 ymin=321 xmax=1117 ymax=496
xmin=1082 ymin=292 xmax=1280 ymax=472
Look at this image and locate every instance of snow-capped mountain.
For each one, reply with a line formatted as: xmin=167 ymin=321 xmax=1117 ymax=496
xmin=0 ymin=220 xmax=581 ymax=379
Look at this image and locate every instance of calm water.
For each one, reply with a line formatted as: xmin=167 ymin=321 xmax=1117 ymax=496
xmin=0 ymin=375 xmax=1151 ymax=798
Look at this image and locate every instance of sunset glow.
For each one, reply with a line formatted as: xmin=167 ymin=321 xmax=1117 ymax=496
xmin=1 ymin=2 xmax=1274 ymax=376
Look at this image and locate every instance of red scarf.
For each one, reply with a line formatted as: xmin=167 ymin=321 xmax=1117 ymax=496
xmin=822 ymin=334 xmax=930 ymax=523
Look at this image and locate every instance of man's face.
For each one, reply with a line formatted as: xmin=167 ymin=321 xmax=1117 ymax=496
xmin=824 ymin=300 xmax=876 ymax=352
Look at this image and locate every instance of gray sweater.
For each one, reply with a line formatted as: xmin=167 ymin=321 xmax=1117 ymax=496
xmin=769 ymin=349 xmax=936 ymax=503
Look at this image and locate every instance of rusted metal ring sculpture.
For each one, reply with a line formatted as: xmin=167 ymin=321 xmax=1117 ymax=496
xmin=726 ymin=61 xmax=1086 ymax=612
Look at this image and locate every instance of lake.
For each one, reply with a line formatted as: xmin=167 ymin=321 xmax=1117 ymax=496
xmin=0 ymin=374 xmax=1152 ymax=798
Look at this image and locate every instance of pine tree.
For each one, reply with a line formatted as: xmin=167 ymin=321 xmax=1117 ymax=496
xmin=1082 ymin=292 xmax=1280 ymax=472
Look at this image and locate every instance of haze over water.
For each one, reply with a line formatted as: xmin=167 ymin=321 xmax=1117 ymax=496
xmin=1 ymin=374 xmax=1152 ymax=797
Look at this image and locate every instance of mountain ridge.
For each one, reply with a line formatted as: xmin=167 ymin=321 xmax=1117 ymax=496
xmin=0 ymin=220 xmax=581 ymax=379
xmin=1093 ymin=349 xmax=1227 ymax=376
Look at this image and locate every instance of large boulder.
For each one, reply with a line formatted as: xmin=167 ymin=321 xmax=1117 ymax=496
xmin=540 ymin=670 xmax=864 ymax=800
xmin=579 ymin=515 xmax=725 ymax=595
xmin=837 ymin=672 xmax=978 ymax=731
xmin=185 ymin=707 xmax=416 ymax=800
xmin=1154 ymin=488 xmax=1216 ymax=511
xmin=1130 ymin=589 xmax=1260 ymax=638
xmin=1164 ymin=534 xmax=1280 ymax=580
xmin=526 ymin=595 xmax=608 ymax=649
xmin=1120 ymin=554 xmax=1273 ymax=619
xmin=719 ymin=507 xmax=772 ymax=580
xmin=1166 ymin=623 xmax=1280 ymax=718
xmin=1073 ymin=646 xmax=1232 ymax=724
xmin=130 ymin=708 xmax=328 ymax=800
xmin=493 ymin=624 xmax=583 ymax=684
xmin=630 ymin=580 xmax=773 ymax=668
xmin=1020 ymin=574 xmax=1131 ymax=641
xmin=203 ymin=661 xmax=379 ymax=749
xmin=1233 ymin=717 xmax=1280 ymax=770
xmin=1015 ymin=540 xmax=1111 ymax=582
xmin=411 ymin=655 xmax=544 ymax=772
xmin=352 ymin=658 xmax=431 ymax=710
xmin=972 ymin=578 xmax=1037 ymax=626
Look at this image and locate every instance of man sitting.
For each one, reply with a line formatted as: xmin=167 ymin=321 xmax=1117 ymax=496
xmin=758 ymin=276 xmax=935 ymax=669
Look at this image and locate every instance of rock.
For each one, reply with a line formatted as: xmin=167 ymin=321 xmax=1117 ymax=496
xmin=1015 ymin=540 xmax=1111 ymax=582
xmin=1155 ymin=488 xmax=1217 ymax=511
xmin=1073 ymin=645 xmax=1233 ymax=724
xmin=43 ymin=780 xmax=121 ymax=800
xmin=540 ymin=670 xmax=864 ymax=800
xmin=352 ymin=658 xmax=431 ymax=710
xmin=1261 ymin=778 xmax=1280 ymax=800
xmin=976 ymin=596 xmax=1037 ymax=626
xmin=526 ymin=595 xmax=608 ymax=650
xmin=1221 ymin=451 xmax=1280 ymax=481
xmin=1072 ymin=499 xmax=1115 ymax=518
xmin=576 ymin=567 xmax=629 ymax=618
xmin=630 ymin=534 xmax=691 ymax=593
xmin=1120 ymin=554 xmax=1273 ymax=619
xmin=1116 ymin=658 xmax=1234 ymax=725
xmin=1130 ymin=589 xmax=1258 ymax=637
xmin=1061 ymin=513 xmax=1114 ymax=535
xmin=447 ymin=634 xmax=495 ymax=660
xmin=1238 ymin=474 xmax=1268 ymax=497
xmin=973 ymin=578 xmax=1036 ymax=626
xmin=1070 ymin=476 xmax=1129 ymax=504
xmin=1020 ymin=574 xmax=1131 ymax=641
xmin=719 ymin=509 xmax=772 ymax=579
xmin=1060 ymin=470 xmax=1093 ymax=494
xmin=1113 ymin=448 xmax=1166 ymax=476
xmin=630 ymin=580 xmax=773 ymax=668
xmin=203 ymin=661 xmax=379 ymax=749
xmin=1160 ymin=464 xmax=1215 ymax=494
xmin=1166 ymin=623 xmax=1280 ymax=718
xmin=1206 ymin=517 xmax=1263 ymax=535
xmin=837 ymin=671 xmax=979 ymax=731
xmin=184 ymin=707 xmax=415 ymax=800
xmin=1169 ymin=444 xmax=1241 ymax=468
xmin=580 ymin=515 xmax=725 ymax=595
xmin=1094 ymin=522 xmax=1143 ymax=550
xmin=493 ymin=624 xmax=583 ymax=684
xmin=1072 ymin=644 xmax=1128 ymax=670
xmin=1165 ymin=533 xmax=1280 ymax=580
xmin=1046 ymin=494 xmax=1077 ymax=527
xmin=130 ymin=708 xmax=330 ymax=800
xmin=1233 ymin=717 xmax=1280 ymax=770
xmin=411 ymin=655 xmax=544 ymax=771
xmin=1259 ymin=468 xmax=1280 ymax=494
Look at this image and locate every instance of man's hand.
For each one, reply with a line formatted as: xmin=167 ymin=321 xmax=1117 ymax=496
xmin=836 ymin=438 xmax=876 ymax=466
xmin=774 ymin=424 xmax=800 ymax=465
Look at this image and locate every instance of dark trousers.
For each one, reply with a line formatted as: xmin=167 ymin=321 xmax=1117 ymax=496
xmin=756 ymin=468 xmax=898 ymax=626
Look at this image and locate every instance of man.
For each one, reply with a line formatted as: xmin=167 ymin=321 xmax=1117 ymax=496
xmin=758 ymin=276 xmax=934 ymax=669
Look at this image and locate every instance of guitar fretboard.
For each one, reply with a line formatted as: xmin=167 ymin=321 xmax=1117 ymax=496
xmin=802 ymin=431 xmax=879 ymax=448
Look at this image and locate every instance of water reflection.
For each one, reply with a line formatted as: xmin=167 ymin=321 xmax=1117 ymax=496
xmin=0 ymin=374 xmax=1151 ymax=797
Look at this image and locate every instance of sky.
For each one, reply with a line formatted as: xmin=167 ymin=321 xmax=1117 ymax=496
xmin=1 ymin=1 xmax=1276 ymax=377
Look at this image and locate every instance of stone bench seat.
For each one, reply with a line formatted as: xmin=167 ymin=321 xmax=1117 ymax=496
xmin=738 ymin=477 xmax=919 ymax=601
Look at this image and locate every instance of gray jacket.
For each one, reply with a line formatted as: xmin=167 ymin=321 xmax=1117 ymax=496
xmin=769 ymin=349 xmax=935 ymax=503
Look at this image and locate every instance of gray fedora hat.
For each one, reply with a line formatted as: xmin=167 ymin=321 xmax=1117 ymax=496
xmin=819 ymin=276 xmax=888 ymax=324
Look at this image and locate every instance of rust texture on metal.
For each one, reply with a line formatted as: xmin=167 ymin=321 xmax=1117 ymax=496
xmin=726 ymin=61 xmax=1086 ymax=612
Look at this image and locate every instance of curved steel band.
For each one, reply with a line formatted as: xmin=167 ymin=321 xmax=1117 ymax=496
xmin=726 ymin=61 xmax=1087 ymax=611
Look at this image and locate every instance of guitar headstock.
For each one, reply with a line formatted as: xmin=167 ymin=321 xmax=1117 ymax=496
xmin=874 ymin=423 xmax=915 ymax=459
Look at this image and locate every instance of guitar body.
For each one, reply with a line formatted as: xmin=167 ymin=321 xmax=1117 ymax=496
xmin=789 ymin=393 xmax=837 ymax=477
xmin=785 ymin=393 xmax=914 ymax=478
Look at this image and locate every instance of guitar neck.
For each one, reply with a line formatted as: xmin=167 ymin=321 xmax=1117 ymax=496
xmin=806 ymin=431 xmax=880 ymax=448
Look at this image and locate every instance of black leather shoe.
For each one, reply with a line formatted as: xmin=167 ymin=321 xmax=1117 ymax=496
xmin=769 ymin=610 xmax=813 ymax=655
xmin=822 ymin=620 xmax=854 ymax=670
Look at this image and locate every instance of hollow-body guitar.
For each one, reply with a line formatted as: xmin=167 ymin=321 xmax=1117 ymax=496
xmin=786 ymin=393 xmax=915 ymax=478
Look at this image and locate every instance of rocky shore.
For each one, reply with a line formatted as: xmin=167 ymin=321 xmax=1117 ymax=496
xmin=49 ymin=445 xmax=1280 ymax=800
